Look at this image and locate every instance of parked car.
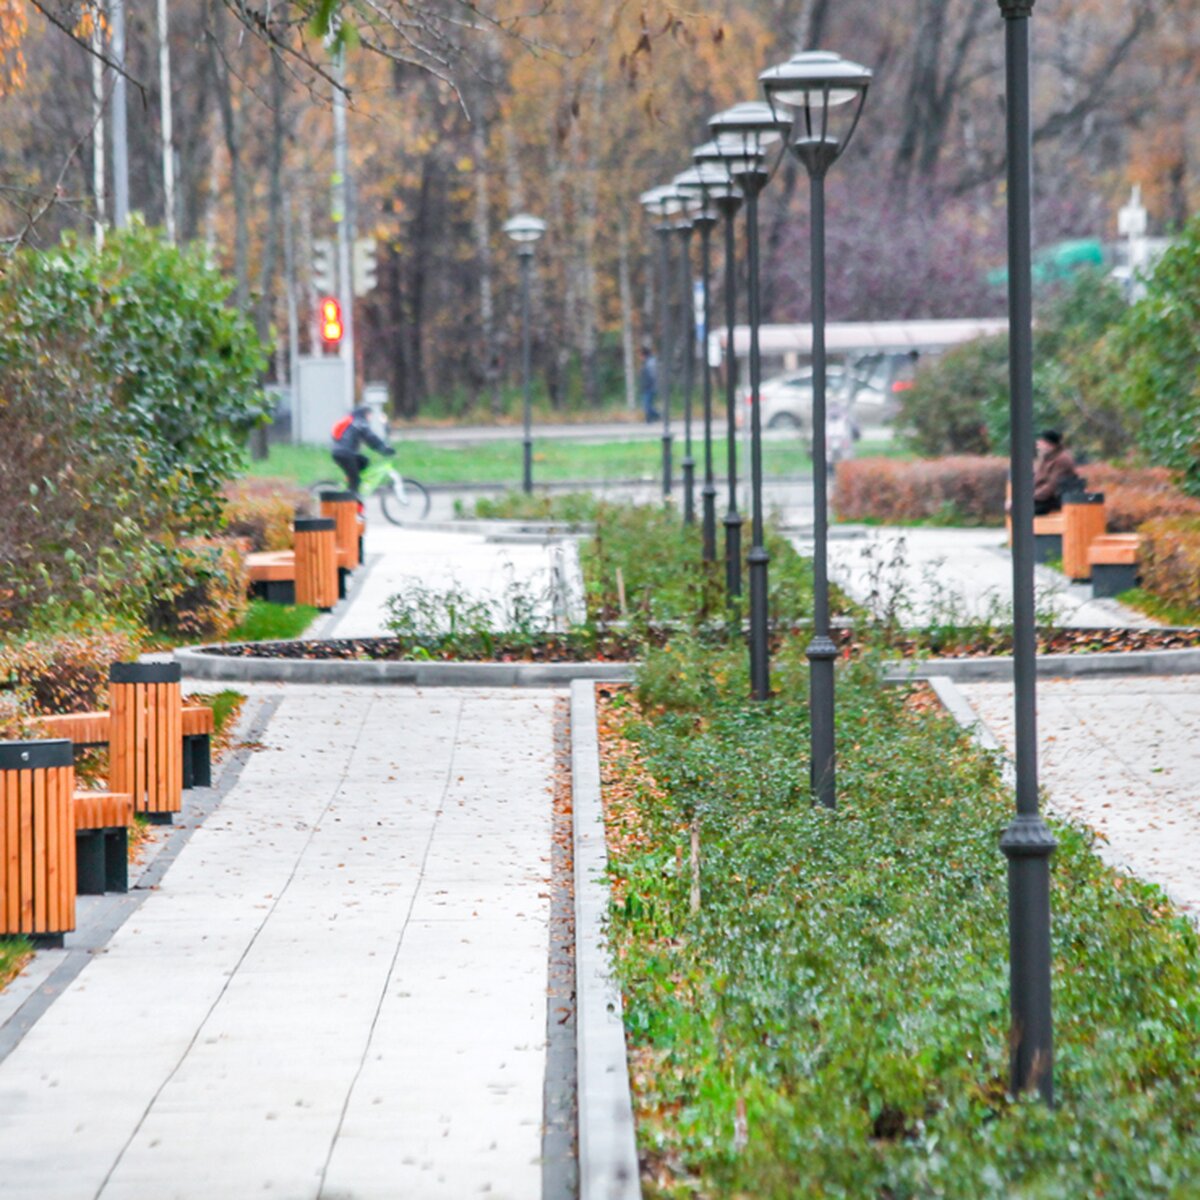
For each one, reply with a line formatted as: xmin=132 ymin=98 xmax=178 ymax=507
xmin=737 ymin=367 xmax=887 ymax=432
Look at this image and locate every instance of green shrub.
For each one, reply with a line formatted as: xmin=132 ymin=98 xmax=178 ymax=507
xmin=471 ymin=491 xmax=602 ymax=523
xmin=899 ymin=272 xmax=1128 ymax=459
xmin=607 ymin=642 xmax=1200 ymax=1196
xmin=0 ymin=630 xmax=141 ymax=714
xmin=834 ymin=456 xmax=1008 ymax=526
xmin=143 ymin=537 xmax=250 ymax=644
xmin=1106 ymin=215 xmax=1200 ymax=494
xmin=0 ymin=222 xmax=271 ymax=530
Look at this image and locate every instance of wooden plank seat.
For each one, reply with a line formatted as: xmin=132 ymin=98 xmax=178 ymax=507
xmin=1032 ymin=512 xmax=1065 ymax=565
xmin=1089 ymin=533 xmax=1142 ymax=599
xmin=73 ymin=790 xmax=133 ymax=894
xmin=31 ymin=704 xmax=213 ymax=790
xmin=247 ymin=528 xmax=347 ymax=607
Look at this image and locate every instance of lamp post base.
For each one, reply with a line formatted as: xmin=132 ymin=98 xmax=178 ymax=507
xmin=682 ymin=457 xmax=696 ymax=525
xmin=748 ymin=544 xmax=770 ymax=700
xmin=701 ymin=485 xmax=718 ymax=562
xmin=723 ymin=510 xmax=742 ymax=598
xmin=522 ymin=439 xmax=533 ymax=495
xmin=806 ymin=634 xmax=838 ymax=807
xmin=1000 ymin=813 xmax=1056 ymax=1106
xmin=661 ymin=433 xmax=673 ymax=498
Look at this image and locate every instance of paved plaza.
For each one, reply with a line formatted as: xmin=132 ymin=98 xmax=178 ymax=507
xmin=1 ymin=516 xmax=1198 ymax=1198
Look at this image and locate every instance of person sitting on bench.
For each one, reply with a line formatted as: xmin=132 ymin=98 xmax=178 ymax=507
xmin=1033 ymin=429 xmax=1081 ymax=516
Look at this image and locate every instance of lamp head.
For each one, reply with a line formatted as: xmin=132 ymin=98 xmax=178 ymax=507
xmin=502 ymin=213 xmax=547 ymax=245
xmin=760 ymin=50 xmax=871 ymax=176
xmin=707 ymin=102 xmax=791 ymax=159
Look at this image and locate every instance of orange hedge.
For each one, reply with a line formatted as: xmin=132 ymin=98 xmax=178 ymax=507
xmin=0 ymin=629 xmax=141 ymax=714
xmin=1079 ymin=464 xmax=1200 ymax=533
xmin=1138 ymin=517 xmax=1200 ymax=612
xmin=833 ymin=456 xmax=1008 ymax=526
xmin=223 ymin=480 xmax=311 ymax=552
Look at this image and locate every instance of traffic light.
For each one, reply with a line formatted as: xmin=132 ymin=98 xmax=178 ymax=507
xmin=320 ymin=296 xmax=344 ymax=349
xmin=312 ymin=238 xmax=335 ymax=294
xmin=353 ymin=237 xmax=378 ymax=297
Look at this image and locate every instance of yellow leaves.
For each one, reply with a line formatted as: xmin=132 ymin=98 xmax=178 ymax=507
xmin=0 ymin=0 xmax=27 ymax=97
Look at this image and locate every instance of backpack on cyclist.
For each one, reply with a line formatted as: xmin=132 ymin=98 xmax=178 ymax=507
xmin=331 ymin=414 xmax=353 ymax=443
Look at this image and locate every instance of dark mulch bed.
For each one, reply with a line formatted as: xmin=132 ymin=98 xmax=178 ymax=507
xmin=876 ymin=626 xmax=1200 ymax=659
xmin=201 ymin=633 xmax=643 ymax=663
xmin=200 ymin=626 xmax=1200 ymax=664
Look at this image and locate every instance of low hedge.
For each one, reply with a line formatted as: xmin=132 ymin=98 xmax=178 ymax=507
xmin=1079 ymin=463 xmax=1200 ymax=532
xmin=223 ymin=480 xmax=311 ymax=552
xmin=1137 ymin=516 xmax=1200 ymax=614
xmin=834 ymin=456 xmax=1007 ymax=526
xmin=604 ymin=641 xmax=1200 ymax=1196
xmin=144 ymin=537 xmax=249 ymax=643
xmin=0 ymin=629 xmax=141 ymax=715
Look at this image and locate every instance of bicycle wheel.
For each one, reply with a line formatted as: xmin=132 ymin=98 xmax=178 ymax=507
xmin=379 ymin=476 xmax=431 ymax=523
xmin=308 ymin=479 xmax=343 ymax=506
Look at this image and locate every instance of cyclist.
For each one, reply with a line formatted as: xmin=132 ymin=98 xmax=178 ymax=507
xmin=331 ymin=404 xmax=395 ymax=497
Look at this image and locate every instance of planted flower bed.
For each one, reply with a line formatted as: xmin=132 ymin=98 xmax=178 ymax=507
xmin=599 ymin=638 xmax=1200 ymax=1197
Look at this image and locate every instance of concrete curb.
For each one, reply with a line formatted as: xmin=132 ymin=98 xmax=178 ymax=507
xmin=393 ymin=518 xmax=594 ymax=537
xmin=174 ymin=643 xmax=637 ymax=687
xmin=570 ymin=679 xmax=642 ymax=1200
xmin=884 ymin=645 xmax=1200 ymax=683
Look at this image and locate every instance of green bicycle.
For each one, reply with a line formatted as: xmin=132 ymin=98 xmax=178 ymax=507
xmin=310 ymin=456 xmax=431 ymax=523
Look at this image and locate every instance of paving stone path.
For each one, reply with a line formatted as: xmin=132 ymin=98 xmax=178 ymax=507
xmin=0 ymin=683 xmax=557 ymax=1199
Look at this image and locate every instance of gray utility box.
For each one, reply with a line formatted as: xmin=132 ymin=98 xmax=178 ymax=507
xmin=294 ymin=356 xmax=348 ymax=445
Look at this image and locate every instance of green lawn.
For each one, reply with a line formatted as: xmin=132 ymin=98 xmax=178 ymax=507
xmin=228 ymin=599 xmax=319 ymax=642
xmin=244 ymin=436 xmax=854 ymax=488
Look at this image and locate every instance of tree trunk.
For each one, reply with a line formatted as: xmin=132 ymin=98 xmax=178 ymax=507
xmin=617 ymin=208 xmax=636 ymax=411
xmin=209 ymin=0 xmax=249 ymax=311
xmin=471 ymin=116 xmax=501 ymax=414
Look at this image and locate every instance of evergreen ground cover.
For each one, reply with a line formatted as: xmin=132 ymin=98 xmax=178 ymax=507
xmin=600 ymin=638 xmax=1200 ymax=1198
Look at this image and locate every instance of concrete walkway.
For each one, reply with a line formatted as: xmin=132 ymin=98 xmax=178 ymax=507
xmin=0 ymin=519 xmax=580 ymax=1199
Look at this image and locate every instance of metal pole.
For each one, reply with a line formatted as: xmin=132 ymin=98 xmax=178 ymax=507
xmin=520 ymin=247 xmax=534 ymax=494
xmin=109 ymin=0 xmax=129 ymax=229
xmin=658 ymin=222 xmax=673 ymax=498
xmin=717 ymin=195 xmax=743 ymax=597
xmin=157 ymin=0 xmax=176 ymax=242
xmin=678 ymin=221 xmax=696 ymax=525
xmin=807 ymin=169 xmax=837 ymax=805
xmin=697 ymin=213 xmax=718 ymax=562
xmin=332 ymin=54 xmax=356 ymax=411
xmin=998 ymin=0 xmax=1055 ymax=1107
xmin=743 ymin=173 xmax=771 ymax=700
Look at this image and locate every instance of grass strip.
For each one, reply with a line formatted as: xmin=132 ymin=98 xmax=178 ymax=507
xmin=0 ymin=938 xmax=31 ymax=992
xmin=228 ymin=599 xmax=318 ymax=643
xmin=601 ymin=640 xmax=1200 ymax=1197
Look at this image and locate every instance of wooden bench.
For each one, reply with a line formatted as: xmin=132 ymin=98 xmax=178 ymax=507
xmin=246 ymin=517 xmax=341 ymax=610
xmin=1088 ymin=534 xmax=1141 ymax=598
xmin=1032 ymin=512 xmax=1065 ymax=564
xmin=73 ymin=790 xmax=133 ymax=895
xmin=31 ymin=701 xmax=213 ymax=791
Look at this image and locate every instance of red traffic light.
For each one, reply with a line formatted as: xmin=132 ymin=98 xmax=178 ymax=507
xmin=320 ymin=296 xmax=343 ymax=346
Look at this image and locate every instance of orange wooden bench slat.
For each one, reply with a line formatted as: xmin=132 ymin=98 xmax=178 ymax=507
xmin=73 ymin=791 xmax=134 ymax=831
xmin=32 ymin=712 xmax=109 ymax=743
xmin=181 ymin=705 xmax=214 ymax=736
xmin=247 ymin=550 xmax=296 ymax=583
xmin=1089 ymin=534 xmax=1141 ymax=566
xmin=1032 ymin=514 xmax=1066 ymax=535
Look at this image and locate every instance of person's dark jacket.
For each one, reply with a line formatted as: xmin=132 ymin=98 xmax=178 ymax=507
xmin=332 ymin=408 xmax=391 ymax=457
xmin=1033 ymin=445 xmax=1079 ymax=511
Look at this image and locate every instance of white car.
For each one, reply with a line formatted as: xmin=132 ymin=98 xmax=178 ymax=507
xmin=737 ymin=368 xmax=887 ymax=432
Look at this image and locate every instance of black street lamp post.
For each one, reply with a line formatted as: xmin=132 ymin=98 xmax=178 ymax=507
xmin=640 ymin=186 xmax=685 ymax=499
xmin=708 ymin=103 xmax=789 ymax=701
xmin=502 ymin=213 xmax=547 ymax=495
xmin=675 ymin=213 xmax=697 ymax=526
xmin=761 ymin=50 xmax=870 ymax=804
xmin=676 ymin=162 xmax=738 ymax=564
xmin=996 ymin=0 xmax=1056 ymax=1106
xmin=693 ymin=144 xmax=753 ymax=597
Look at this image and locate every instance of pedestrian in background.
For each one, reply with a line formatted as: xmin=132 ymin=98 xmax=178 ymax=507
xmin=639 ymin=343 xmax=660 ymax=424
